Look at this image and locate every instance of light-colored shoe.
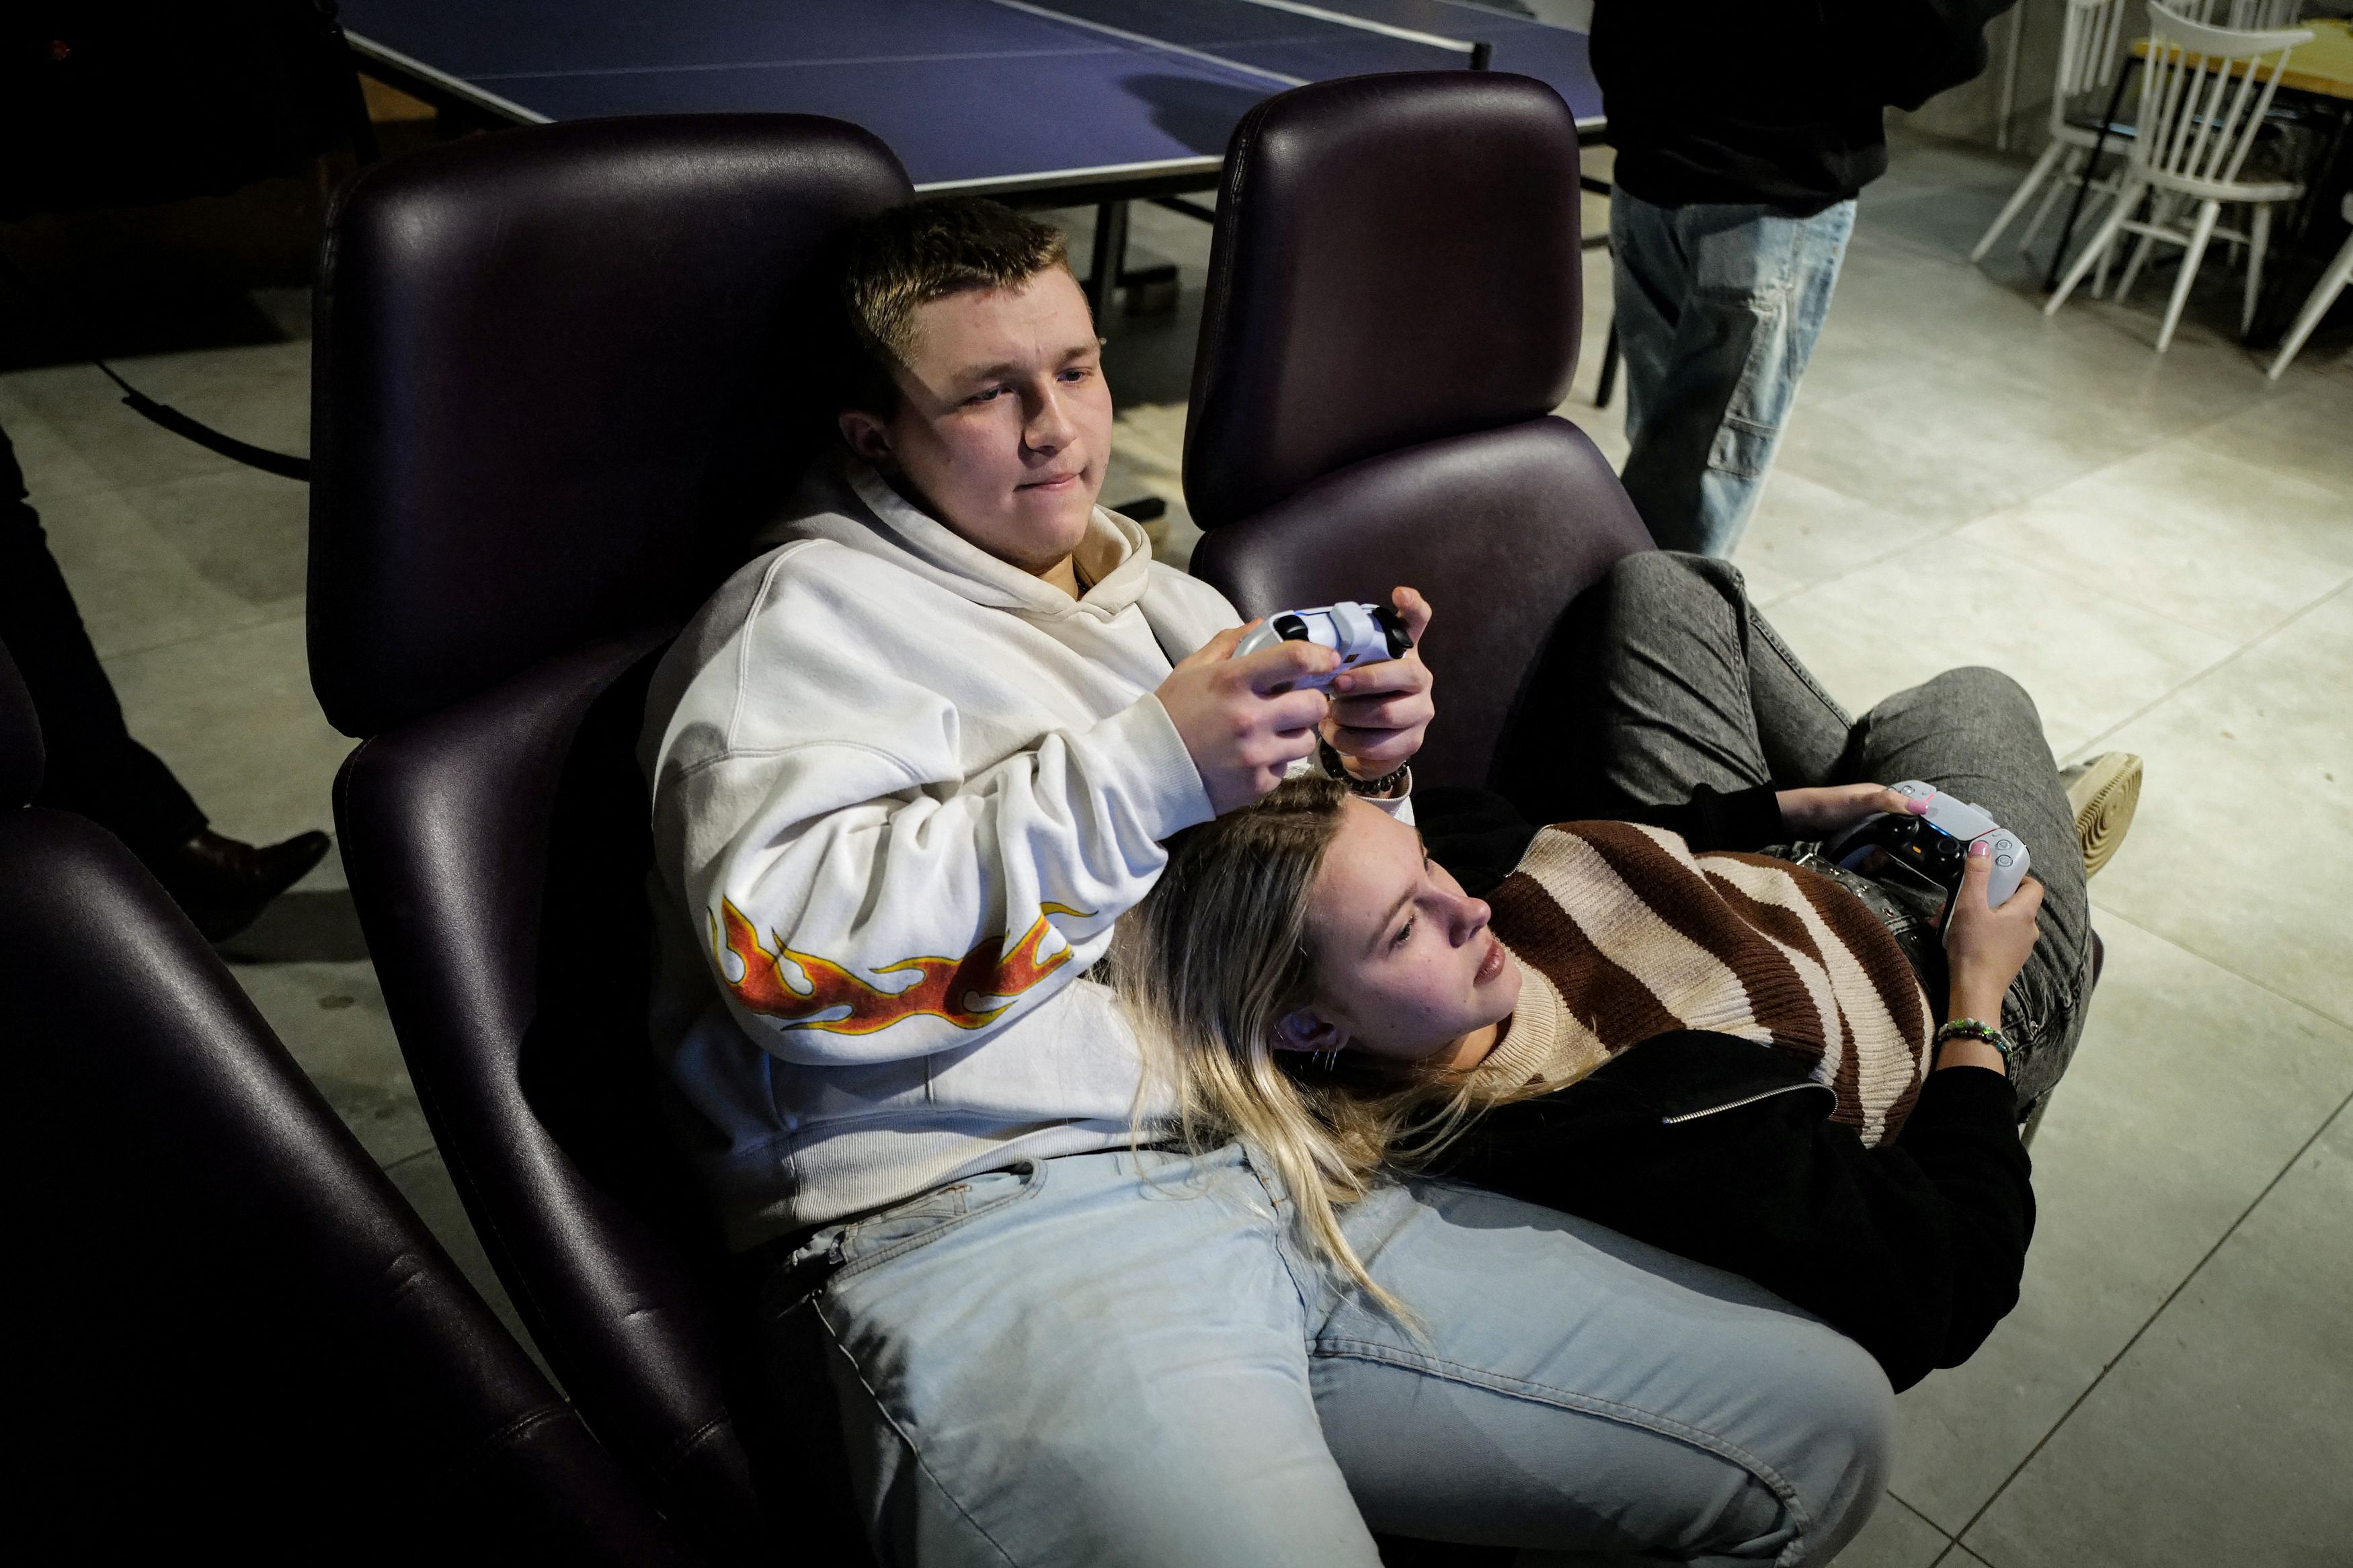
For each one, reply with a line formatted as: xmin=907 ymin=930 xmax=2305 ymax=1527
xmin=2060 ymin=752 xmax=2142 ymax=878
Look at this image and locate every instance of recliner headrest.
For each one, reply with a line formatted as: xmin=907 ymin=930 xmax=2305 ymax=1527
xmin=1183 ymin=72 xmax=1585 ymax=530
xmin=0 ymin=636 xmax=42 ymax=809
xmin=308 ymin=116 xmax=912 ymax=739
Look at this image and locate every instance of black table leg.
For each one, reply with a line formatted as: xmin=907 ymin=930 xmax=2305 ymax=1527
xmin=2046 ymin=60 xmax=2139 ymax=292
xmin=1088 ymin=199 xmax=1131 ymax=315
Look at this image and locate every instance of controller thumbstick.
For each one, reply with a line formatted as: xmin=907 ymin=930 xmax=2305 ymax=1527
xmin=1373 ymin=603 xmax=1413 ymax=659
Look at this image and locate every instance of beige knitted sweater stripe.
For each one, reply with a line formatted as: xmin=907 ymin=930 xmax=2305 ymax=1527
xmin=1478 ymin=822 xmax=1931 ymax=1147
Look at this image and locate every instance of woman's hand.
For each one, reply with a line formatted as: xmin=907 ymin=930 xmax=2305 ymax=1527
xmin=1323 ymin=587 xmax=1436 ymax=780
xmin=1776 ymin=782 xmax=1929 ymax=837
xmin=1944 ymin=841 xmax=2045 ymax=1030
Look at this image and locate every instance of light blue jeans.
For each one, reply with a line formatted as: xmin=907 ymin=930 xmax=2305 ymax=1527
xmin=769 ymin=1143 xmax=1894 ymax=1566
xmin=1611 ymin=192 xmax=1857 ymax=558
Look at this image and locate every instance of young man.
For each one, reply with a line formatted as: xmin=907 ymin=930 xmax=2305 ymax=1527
xmin=642 ymin=197 xmax=1894 ymax=1565
xmin=1593 ymin=0 xmax=2018 ymax=556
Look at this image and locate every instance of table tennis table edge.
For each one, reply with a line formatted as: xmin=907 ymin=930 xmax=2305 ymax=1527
xmin=347 ymin=34 xmax=553 ymax=126
xmin=344 ymin=29 xmax=1605 ymax=208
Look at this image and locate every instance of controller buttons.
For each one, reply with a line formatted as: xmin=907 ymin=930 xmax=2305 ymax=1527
xmin=1996 ymin=854 xmax=2014 ymax=867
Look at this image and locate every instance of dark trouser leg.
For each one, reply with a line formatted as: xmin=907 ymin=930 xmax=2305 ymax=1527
xmin=1844 ymin=669 xmax=2094 ymax=1108
xmin=1500 ymin=552 xmax=2091 ymax=1107
xmin=1497 ymin=551 xmax=1850 ymax=823
xmin=0 ymin=425 xmax=206 ymax=860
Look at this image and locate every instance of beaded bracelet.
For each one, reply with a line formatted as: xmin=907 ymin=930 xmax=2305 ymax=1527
xmin=1935 ymin=1016 xmax=2018 ymax=1071
xmin=1319 ymin=737 xmax=1410 ymax=798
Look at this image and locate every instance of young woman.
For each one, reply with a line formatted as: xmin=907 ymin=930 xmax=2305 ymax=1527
xmin=1115 ymin=768 xmax=2055 ymax=1392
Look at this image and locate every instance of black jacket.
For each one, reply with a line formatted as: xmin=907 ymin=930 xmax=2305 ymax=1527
xmin=1591 ymin=0 xmax=2020 ymax=212
xmin=1417 ymin=785 xmax=2034 ymax=1391
xmin=1441 ymin=1035 xmax=2030 ymax=1391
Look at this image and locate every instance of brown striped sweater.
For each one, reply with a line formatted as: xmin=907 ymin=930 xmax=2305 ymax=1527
xmin=1478 ymin=821 xmax=1933 ymax=1147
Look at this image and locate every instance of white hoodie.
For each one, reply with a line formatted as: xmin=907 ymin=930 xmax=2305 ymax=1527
xmin=641 ymin=459 xmax=1245 ymax=1247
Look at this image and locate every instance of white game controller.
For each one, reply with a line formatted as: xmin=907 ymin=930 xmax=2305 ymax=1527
xmin=1234 ymin=602 xmax=1413 ymax=691
xmin=1828 ymin=779 xmax=2031 ymax=911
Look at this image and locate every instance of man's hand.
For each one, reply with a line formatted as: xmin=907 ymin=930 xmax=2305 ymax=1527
xmin=1776 ymin=782 xmax=1929 ymax=837
xmin=1944 ymin=843 xmax=2044 ymax=1036
xmin=1323 ymin=587 xmax=1436 ymax=779
xmin=1158 ymin=625 xmax=1337 ymax=814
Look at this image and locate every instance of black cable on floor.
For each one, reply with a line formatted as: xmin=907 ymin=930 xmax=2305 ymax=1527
xmin=0 ymin=251 xmax=313 ymax=483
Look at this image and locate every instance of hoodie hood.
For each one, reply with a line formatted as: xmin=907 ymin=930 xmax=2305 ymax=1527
xmin=761 ymin=457 xmax=1156 ymax=624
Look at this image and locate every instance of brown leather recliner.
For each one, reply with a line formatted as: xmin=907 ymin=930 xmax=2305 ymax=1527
xmin=309 ymin=117 xmax=912 ymax=1562
xmin=1184 ymin=72 xmax=1654 ymax=793
xmin=0 ymin=638 xmax=682 ymax=1565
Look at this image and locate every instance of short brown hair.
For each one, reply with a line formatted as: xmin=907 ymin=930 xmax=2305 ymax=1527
xmin=838 ymin=196 xmax=1078 ymax=413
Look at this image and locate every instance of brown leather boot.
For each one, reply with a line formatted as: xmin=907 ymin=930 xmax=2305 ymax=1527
xmin=150 ymin=828 xmax=333 ymax=942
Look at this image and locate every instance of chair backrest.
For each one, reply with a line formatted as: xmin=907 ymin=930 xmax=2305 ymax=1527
xmin=311 ymin=115 xmax=910 ymax=737
xmin=1183 ymin=73 xmax=1651 ymax=792
xmin=1183 ymin=72 xmax=1585 ymax=530
xmin=310 ymin=117 xmax=911 ymax=1559
xmin=2217 ymin=0 xmax=2305 ymax=29
xmin=0 ymin=638 xmax=681 ymax=1565
xmin=2136 ymin=5 xmax=2314 ymax=190
xmin=2052 ymin=0 xmax=2130 ymax=110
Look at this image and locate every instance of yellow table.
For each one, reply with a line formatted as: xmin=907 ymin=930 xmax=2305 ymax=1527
xmin=2097 ymin=17 xmax=2353 ymax=341
xmin=2130 ymin=16 xmax=2353 ymax=101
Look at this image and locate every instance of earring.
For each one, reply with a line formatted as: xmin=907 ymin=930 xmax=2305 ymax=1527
xmin=1316 ymin=1045 xmax=1343 ymax=1073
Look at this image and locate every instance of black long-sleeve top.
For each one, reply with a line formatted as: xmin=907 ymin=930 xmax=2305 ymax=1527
xmin=1591 ymin=0 xmax=2022 ymax=213
xmin=1417 ymin=784 xmax=2034 ymax=1391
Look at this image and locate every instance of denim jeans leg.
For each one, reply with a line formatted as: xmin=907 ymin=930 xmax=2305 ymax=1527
xmin=1318 ymin=1175 xmax=1895 ymax=1566
xmin=796 ymin=1147 xmax=1384 ymax=1568
xmin=791 ymin=1144 xmax=1896 ymax=1565
xmin=1611 ymin=195 xmax=1855 ymax=558
xmin=1608 ymin=192 xmax=1684 ymax=454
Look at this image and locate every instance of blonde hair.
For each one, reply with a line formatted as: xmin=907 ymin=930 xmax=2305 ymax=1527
xmin=1111 ymin=776 xmax=1509 ymax=1315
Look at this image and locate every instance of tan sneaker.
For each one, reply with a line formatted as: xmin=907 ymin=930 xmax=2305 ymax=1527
xmin=2060 ymin=752 xmax=2142 ymax=878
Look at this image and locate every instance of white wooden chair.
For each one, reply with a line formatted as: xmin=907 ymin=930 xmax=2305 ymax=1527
xmin=1972 ymin=0 xmax=2133 ymax=263
xmin=2044 ymin=3 xmax=2313 ymax=352
xmin=2268 ymin=192 xmax=2353 ymax=377
xmin=2214 ymin=0 xmax=2305 ymax=28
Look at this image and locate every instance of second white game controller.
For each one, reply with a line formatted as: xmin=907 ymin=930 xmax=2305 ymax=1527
xmin=1827 ymin=779 xmax=2031 ymax=911
xmin=1234 ymin=602 xmax=1412 ymax=690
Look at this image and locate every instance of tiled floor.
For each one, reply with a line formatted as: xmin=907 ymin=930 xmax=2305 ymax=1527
xmin=3 ymin=126 xmax=2347 ymax=1563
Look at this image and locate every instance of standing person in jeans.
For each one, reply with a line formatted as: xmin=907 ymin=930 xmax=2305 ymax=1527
xmin=1593 ymin=0 xmax=2018 ymax=554
xmin=643 ymin=196 xmax=1895 ymax=1565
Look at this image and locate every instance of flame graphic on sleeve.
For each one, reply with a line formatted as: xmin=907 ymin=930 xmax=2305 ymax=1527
xmin=713 ymin=899 xmax=1094 ymax=1034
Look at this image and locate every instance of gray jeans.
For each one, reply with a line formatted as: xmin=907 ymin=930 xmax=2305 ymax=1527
xmin=1509 ymin=552 xmax=2094 ymax=1109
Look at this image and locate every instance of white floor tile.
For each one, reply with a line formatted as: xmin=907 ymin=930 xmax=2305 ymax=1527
xmin=1955 ymin=442 xmax=2353 ymax=645
xmin=2083 ymin=588 xmax=2353 ymax=1027
xmin=1761 ymin=534 xmax=2239 ymax=759
xmin=1886 ymin=913 xmax=2353 ymax=1529
xmin=1962 ymin=1110 xmax=2352 ymax=1568
xmin=2180 ymin=380 xmax=2353 ymax=501
xmin=99 ymin=615 xmax=349 ymax=850
xmin=1829 ymin=1493 xmax=1952 ymax=1568
xmin=1 ymin=339 xmax=312 ymax=494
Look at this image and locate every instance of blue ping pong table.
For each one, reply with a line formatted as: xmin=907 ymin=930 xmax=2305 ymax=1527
xmin=339 ymin=0 xmax=1604 ymax=318
xmin=340 ymin=0 xmax=1603 ymax=197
